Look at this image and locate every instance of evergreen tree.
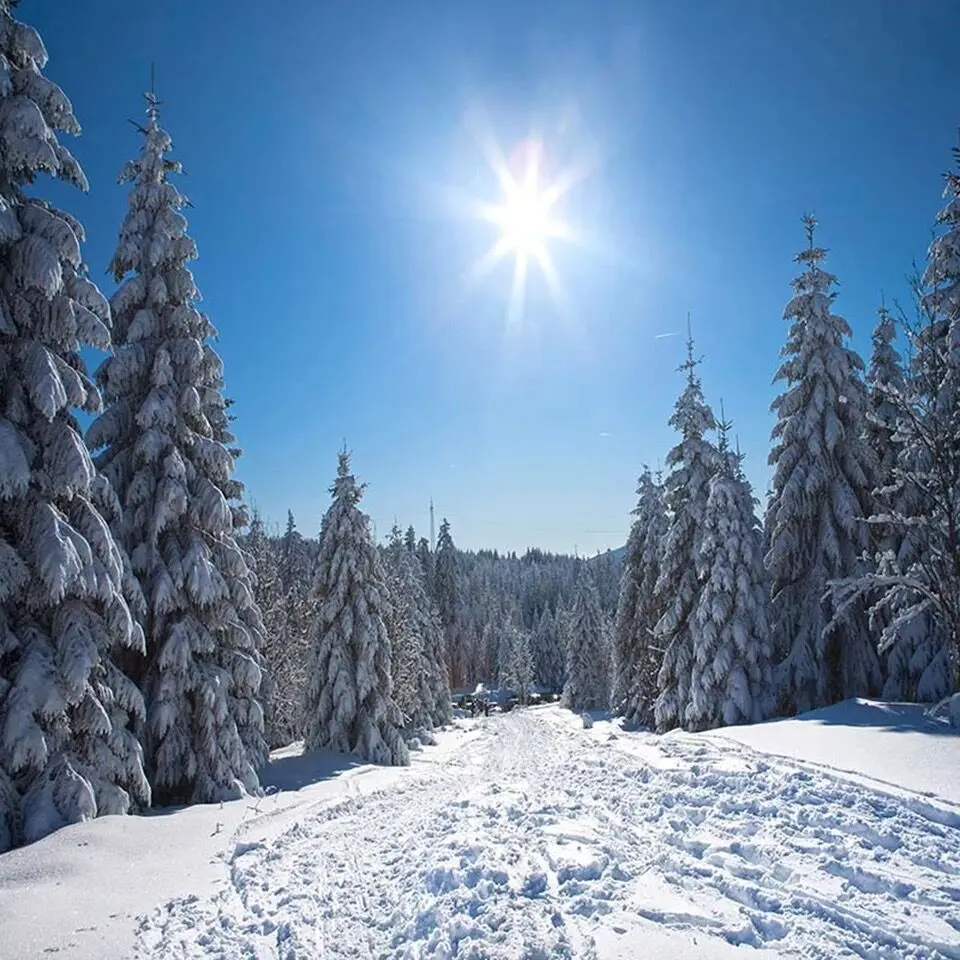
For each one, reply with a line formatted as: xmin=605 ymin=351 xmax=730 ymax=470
xmin=866 ymin=305 xmax=905 ymax=519
xmin=653 ymin=332 xmax=718 ymax=731
xmin=382 ymin=524 xmax=451 ymax=732
xmin=612 ymin=468 xmax=667 ymax=728
xmin=562 ymin=567 xmax=610 ymax=711
xmin=531 ymin=606 xmax=564 ymax=694
xmin=303 ymin=452 xmax=408 ymax=765
xmin=435 ymin=518 xmax=463 ymax=686
xmin=687 ymin=420 xmax=773 ymax=731
xmin=0 ymin=7 xmax=151 ymax=850
xmin=278 ymin=510 xmax=311 ymax=594
xmin=499 ymin=623 xmax=534 ymax=703
xmin=836 ymin=154 xmax=960 ymax=699
xmin=765 ymin=215 xmax=881 ymax=714
xmin=416 ymin=536 xmax=434 ymax=599
xmin=88 ymin=91 xmax=265 ymax=804
xmin=245 ymin=513 xmax=305 ymax=747
xmin=862 ymin=306 xmax=936 ymax=701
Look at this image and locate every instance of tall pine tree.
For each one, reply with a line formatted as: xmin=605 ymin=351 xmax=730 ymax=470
xmin=531 ymin=606 xmax=564 ymax=694
xmin=0 ymin=5 xmax=150 ymax=850
xmin=562 ymin=566 xmax=611 ymax=711
xmin=653 ymin=331 xmax=718 ymax=731
xmin=435 ymin=518 xmax=463 ymax=687
xmin=303 ymin=452 xmax=408 ymax=765
xmin=687 ymin=419 xmax=773 ymax=731
xmin=612 ymin=468 xmax=667 ymax=728
xmin=838 ymin=152 xmax=960 ymax=700
xmin=765 ymin=215 xmax=880 ymax=714
xmin=88 ymin=91 xmax=266 ymax=804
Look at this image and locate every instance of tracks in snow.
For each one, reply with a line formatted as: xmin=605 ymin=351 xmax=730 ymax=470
xmin=133 ymin=709 xmax=960 ymax=959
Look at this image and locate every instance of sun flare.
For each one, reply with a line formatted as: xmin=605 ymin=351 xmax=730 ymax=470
xmin=466 ymin=133 xmax=582 ymax=324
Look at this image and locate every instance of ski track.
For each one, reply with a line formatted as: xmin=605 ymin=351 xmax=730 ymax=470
xmin=133 ymin=710 xmax=960 ymax=959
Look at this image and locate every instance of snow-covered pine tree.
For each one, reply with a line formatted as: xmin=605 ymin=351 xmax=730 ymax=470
xmin=862 ymin=306 xmax=933 ymax=701
xmin=561 ymin=566 xmax=611 ymax=711
xmin=435 ymin=518 xmax=464 ymax=686
xmin=303 ymin=452 xmax=408 ymax=765
xmin=612 ymin=467 xmax=668 ymax=728
xmin=836 ymin=153 xmax=960 ymax=700
xmin=245 ymin=512 xmax=303 ymax=747
xmin=0 ymin=5 xmax=150 ymax=850
xmin=866 ymin=305 xmax=905 ymax=521
xmin=382 ymin=523 xmax=448 ymax=734
xmin=88 ymin=91 xmax=265 ymax=804
xmin=416 ymin=536 xmax=434 ymax=600
xmin=687 ymin=417 xmax=774 ymax=731
xmin=499 ymin=622 xmax=534 ymax=703
xmin=531 ymin=606 xmax=564 ymax=694
xmin=765 ymin=215 xmax=881 ymax=714
xmin=653 ymin=331 xmax=719 ymax=732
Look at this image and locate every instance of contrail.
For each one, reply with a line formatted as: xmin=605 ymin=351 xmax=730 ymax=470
xmin=655 ymin=331 xmax=680 ymax=339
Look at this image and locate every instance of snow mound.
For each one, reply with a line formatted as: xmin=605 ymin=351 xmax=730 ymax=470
xmin=707 ymin=697 xmax=960 ymax=804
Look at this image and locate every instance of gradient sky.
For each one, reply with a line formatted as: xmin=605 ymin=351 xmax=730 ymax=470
xmin=30 ymin=0 xmax=960 ymax=554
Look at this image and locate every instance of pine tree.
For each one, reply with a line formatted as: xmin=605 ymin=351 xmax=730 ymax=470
xmin=866 ymin=305 xmax=905 ymax=516
xmin=562 ymin=566 xmax=611 ymax=711
xmin=836 ymin=153 xmax=960 ymax=700
xmin=435 ymin=518 xmax=463 ymax=686
xmin=499 ymin=623 xmax=534 ymax=703
xmin=612 ymin=468 xmax=667 ymax=728
xmin=88 ymin=91 xmax=265 ymax=804
xmin=303 ymin=452 xmax=408 ymax=765
xmin=382 ymin=524 xmax=451 ymax=733
xmin=687 ymin=419 xmax=773 ymax=731
xmin=765 ymin=215 xmax=881 ymax=714
xmin=245 ymin=513 xmax=304 ymax=747
xmin=416 ymin=536 xmax=434 ymax=599
xmin=862 ymin=307 xmax=935 ymax=702
xmin=653 ymin=332 xmax=718 ymax=731
xmin=531 ymin=606 xmax=564 ymax=694
xmin=0 ymin=6 xmax=150 ymax=850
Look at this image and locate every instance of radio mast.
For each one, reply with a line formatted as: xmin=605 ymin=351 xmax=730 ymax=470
xmin=430 ymin=498 xmax=435 ymax=552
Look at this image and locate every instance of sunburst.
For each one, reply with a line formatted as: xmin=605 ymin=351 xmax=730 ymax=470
xmin=466 ymin=129 xmax=582 ymax=324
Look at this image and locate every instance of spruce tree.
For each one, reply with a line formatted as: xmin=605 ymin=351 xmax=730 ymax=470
xmin=653 ymin=332 xmax=718 ymax=731
xmin=866 ymin=305 xmax=905 ymax=518
xmin=862 ymin=307 xmax=934 ymax=702
xmin=382 ymin=524 xmax=451 ymax=732
xmin=765 ymin=216 xmax=880 ymax=714
xmin=303 ymin=452 xmax=408 ymax=765
xmin=531 ymin=606 xmax=564 ymax=694
xmin=612 ymin=468 xmax=667 ymax=728
xmin=88 ymin=91 xmax=266 ymax=804
xmin=561 ymin=566 xmax=611 ymax=711
xmin=245 ymin=512 xmax=305 ymax=747
xmin=838 ymin=153 xmax=960 ymax=699
xmin=687 ymin=420 xmax=773 ymax=730
xmin=434 ymin=518 xmax=462 ymax=686
xmin=0 ymin=5 xmax=150 ymax=850
xmin=499 ymin=623 xmax=534 ymax=703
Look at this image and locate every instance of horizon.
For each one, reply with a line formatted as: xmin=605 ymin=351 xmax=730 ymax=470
xmin=30 ymin=0 xmax=960 ymax=554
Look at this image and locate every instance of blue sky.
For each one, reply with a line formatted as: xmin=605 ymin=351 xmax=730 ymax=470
xmin=31 ymin=0 xmax=960 ymax=554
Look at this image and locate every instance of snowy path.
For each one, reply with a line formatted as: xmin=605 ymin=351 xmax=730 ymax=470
xmin=134 ymin=707 xmax=960 ymax=959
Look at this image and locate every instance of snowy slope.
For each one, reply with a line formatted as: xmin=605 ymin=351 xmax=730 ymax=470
xmin=2 ymin=704 xmax=959 ymax=959
xmin=709 ymin=698 xmax=960 ymax=804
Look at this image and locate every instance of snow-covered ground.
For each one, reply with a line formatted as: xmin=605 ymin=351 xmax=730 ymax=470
xmin=2 ymin=702 xmax=959 ymax=959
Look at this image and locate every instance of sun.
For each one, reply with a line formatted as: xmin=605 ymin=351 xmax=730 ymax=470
xmin=466 ymin=134 xmax=581 ymax=324
xmin=484 ymin=148 xmax=566 ymax=260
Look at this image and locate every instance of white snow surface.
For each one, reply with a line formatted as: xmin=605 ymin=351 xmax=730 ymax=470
xmin=0 ymin=702 xmax=958 ymax=959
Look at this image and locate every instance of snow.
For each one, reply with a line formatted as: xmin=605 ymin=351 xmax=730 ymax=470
xmin=710 ymin=697 xmax=960 ymax=805
xmin=1 ymin=703 xmax=959 ymax=959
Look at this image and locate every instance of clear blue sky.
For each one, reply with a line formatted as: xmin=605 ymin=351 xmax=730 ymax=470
xmin=31 ymin=0 xmax=960 ymax=554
